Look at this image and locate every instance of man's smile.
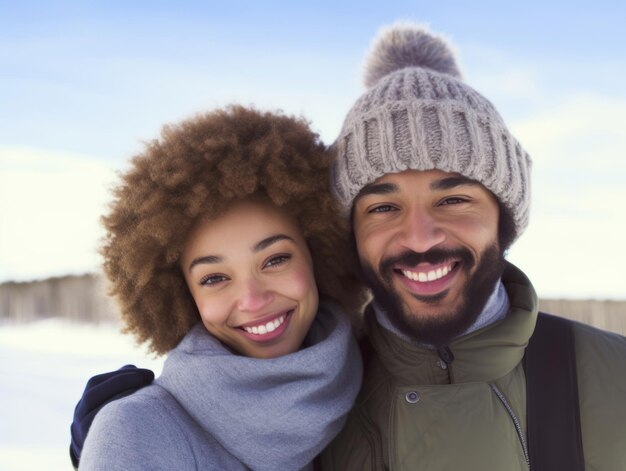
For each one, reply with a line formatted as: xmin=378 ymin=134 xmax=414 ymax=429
xmin=391 ymin=259 xmax=464 ymax=299
xmin=398 ymin=261 xmax=457 ymax=282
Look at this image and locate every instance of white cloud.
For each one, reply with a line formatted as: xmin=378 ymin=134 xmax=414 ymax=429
xmin=460 ymin=43 xmax=542 ymax=103
xmin=507 ymin=94 xmax=626 ymax=299
xmin=475 ymin=66 xmax=540 ymax=102
xmin=513 ymin=93 xmax=626 ymax=172
xmin=509 ymin=204 xmax=626 ymax=299
xmin=0 ymin=147 xmax=116 ymax=281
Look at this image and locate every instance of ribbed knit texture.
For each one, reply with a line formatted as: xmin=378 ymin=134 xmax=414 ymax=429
xmin=332 ymin=23 xmax=531 ymax=239
xmin=79 ymin=303 xmax=362 ymax=471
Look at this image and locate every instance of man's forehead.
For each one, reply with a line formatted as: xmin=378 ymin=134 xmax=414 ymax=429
xmin=356 ymin=169 xmax=485 ymax=197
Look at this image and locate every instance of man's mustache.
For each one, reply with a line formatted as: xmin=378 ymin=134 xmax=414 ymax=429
xmin=379 ymin=248 xmax=475 ymax=277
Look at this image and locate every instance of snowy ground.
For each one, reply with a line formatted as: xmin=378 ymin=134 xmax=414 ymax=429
xmin=0 ymin=319 xmax=164 ymax=471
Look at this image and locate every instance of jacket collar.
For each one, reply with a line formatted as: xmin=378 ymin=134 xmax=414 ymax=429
xmin=366 ymin=262 xmax=538 ymax=384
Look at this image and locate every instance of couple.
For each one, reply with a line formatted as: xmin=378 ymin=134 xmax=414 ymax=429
xmin=74 ymin=23 xmax=626 ymax=470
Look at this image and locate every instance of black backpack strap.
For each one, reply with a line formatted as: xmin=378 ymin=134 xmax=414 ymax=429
xmin=523 ymin=312 xmax=585 ymax=470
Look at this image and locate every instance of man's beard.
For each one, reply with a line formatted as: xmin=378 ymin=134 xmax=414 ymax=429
xmin=360 ymin=243 xmax=505 ymax=346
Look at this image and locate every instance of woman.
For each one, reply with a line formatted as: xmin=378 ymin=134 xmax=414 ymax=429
xmin=78 ymin=106 xmax=364 ymax=470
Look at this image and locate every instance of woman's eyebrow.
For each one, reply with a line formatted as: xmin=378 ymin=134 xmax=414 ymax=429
xmin=188 ymin=234 xmax=294 ymax=272
xmin=188 ymin=255 xmax=222 ymax=272
xmin=253 ymin=234 xmax=294 ymax=252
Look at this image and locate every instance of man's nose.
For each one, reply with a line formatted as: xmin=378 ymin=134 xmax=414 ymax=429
xmin=237 ymin=277 xmax=274 ymax=312
xmin=396 ymin=206 xmax=446 ymax=253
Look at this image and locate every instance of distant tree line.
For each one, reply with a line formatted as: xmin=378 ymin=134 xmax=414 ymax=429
xmin=0 ymin=274 xmax=117 ymax=323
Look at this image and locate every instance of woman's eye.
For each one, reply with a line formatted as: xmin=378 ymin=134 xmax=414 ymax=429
xmin=264 ymin=254 xmax=291 ymax=268
xmin=369 ymin=204 xmax=396 ymax=213
xmin=200 ymin=274 xmax=229 ymax=286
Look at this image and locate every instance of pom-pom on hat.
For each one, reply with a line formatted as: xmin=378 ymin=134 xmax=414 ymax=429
xmin=332 ymin=22 xmax=531 ymax=242
xmin=364 ymin=22 xmax=461 ymax=87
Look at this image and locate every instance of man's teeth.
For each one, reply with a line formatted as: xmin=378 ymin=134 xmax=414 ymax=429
xmin=401 ymin=264 xmax=453 ymax=282
xmin=243 ymin=314 xmax=286 ymax=335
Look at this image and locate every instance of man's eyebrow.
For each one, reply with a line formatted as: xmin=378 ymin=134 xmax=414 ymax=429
xmin=431 ymin=176 xmax=482 ymax=191
xmin=188 ymin=255 xmax=222 ymax=272
xmin=253 ymin=234 xmax=294 ymax=252
xmin=355 ymin=182 xmax=398 ymax=200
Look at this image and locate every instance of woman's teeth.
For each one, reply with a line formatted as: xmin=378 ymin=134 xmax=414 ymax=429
xmin=242 ymin=313 xmax=286 ymax=335
xmin=401 ymin=263 xmax=453 ymax=282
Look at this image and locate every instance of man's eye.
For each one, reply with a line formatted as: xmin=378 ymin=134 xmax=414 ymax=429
xmin=200 ymin=274 xmax=228 ymax=286
xmin=264 ymin=254 xmax=291 ymax=269
xmin=439 ymin=197 xmax=469 ymax=206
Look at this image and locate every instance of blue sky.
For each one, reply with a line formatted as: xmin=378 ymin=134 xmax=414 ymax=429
xmin=1 ymin=1 xmax=625 ymax=298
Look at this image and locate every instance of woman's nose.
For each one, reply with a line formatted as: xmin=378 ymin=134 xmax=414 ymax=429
xmin=237 ymin=277 xmax=274 ymax=312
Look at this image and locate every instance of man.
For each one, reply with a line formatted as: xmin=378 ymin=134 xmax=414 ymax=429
xmin=318 ymin=23 xmax=626 ymax=470
xmin=71 ymin=23 xmax=626 ymax=470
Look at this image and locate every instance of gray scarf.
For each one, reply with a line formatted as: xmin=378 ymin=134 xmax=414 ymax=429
xmin=157 ymin=302 xmax=362 ymax=471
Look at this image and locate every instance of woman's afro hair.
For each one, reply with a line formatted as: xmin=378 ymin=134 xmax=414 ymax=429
xmin=101 ymin=105 xmax=364 ymax=355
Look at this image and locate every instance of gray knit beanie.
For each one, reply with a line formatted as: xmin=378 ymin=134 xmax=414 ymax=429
xmin=332 ymin=22 xmax=531 ymax=240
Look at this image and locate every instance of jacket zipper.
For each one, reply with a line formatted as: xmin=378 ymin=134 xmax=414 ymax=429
xmin=489 ymin=383 xmax=530 ymax=470
xmin=437 ymin=345 xmax=455 ymax=382
xmin=437 ymin=349 xmax=529 ymax=468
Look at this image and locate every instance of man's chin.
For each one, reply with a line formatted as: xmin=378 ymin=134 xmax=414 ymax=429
xmin=380 ymin=293 xmax=479 ymax=346
xmin=362 ymin=243 xmax=505 ymax=346
xmin=367 ymin=280 xmax=475 ymax=346
xmin=404 ymin=298 xmax=460 ymax=321
xmin=386 ymin=279 xmax=476 ymax=344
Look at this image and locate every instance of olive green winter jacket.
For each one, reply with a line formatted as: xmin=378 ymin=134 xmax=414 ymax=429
xmin=320 ymin=263 xmax=626 ymax=470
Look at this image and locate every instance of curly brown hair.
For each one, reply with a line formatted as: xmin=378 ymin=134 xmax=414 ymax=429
xmin=101 ymin=105 xmax=363 ymax=355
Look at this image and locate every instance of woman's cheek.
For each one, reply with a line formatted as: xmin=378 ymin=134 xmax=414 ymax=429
xmin=287 ymin=264 xmax=319 ymax=317
xmin=197 ymin=296 xmax=230 ymax=326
